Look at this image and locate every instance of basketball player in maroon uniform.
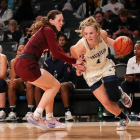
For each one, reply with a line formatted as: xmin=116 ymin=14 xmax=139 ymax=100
xmin=14 ymin=10 xmax=85 ymax=130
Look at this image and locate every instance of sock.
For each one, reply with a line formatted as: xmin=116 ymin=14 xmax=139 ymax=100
xmin=46 ymin=112 xmax=53 ymax=120
xmin=33 ymin=107 xmax=43 ymax=119
xmin=0 ymin=108 xmax=5 ymax=111
xmin=28 ymin=105 xmax=34 ymax=112
xmin=117 ymin=111 xmax=127 ymax=120
xmin=65 ymin=107 xmax=70 ymax=113
xmin=10 ymin=105 xmax=16 ymax=112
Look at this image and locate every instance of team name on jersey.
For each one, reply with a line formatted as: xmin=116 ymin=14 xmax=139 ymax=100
xmin=86 ymin=48 xmax=106 ymax=59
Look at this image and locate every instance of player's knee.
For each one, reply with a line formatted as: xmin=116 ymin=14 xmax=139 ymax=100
xmin=0 ymin=79 xmax=7 ymax=93
xmin=108 ymin=89 xmax=121 ymax=102
xmin=56 ymin=81 xmax=60 ymax=90
xmin=104 ymin=81 xmax=121 ymax=102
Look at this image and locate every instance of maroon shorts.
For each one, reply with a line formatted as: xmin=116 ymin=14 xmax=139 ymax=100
xmin=14 ymin=57 xmax=41 ymax=82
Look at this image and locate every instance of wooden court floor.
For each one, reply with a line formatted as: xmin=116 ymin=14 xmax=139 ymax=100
xmin=0 ymin=121 xmax=140 ymax=140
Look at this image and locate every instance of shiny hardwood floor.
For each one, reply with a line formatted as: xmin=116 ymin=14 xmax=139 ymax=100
xmin=0 ymin=121 xmax=140 ymax=140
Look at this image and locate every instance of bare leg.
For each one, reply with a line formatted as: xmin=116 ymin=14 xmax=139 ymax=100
xmin=0 ymin=92 xmax=6 ymax=108
xmin=8 ymin=81 xmax=25 ymax=106
xmin=60 ymin=82 xmax=72 ymax=107
xmin=26 ymin=82 xmax=34 ymax=105
xmin=34 ymin=86 xmax=42 ymax=106
xmin=30 ymin=69 xmax=60 ymax=110
xmin=93 ymin=84 xmax=121 ymax=116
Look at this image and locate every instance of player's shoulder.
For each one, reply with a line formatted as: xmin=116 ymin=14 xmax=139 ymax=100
xmin=100 ymin=30 xmax=107 ymax=42
xmin=43 ymin=26 xmax=54 ymax=33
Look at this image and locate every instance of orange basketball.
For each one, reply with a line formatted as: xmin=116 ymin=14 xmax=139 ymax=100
xmin=113 ymin=36 xmax=133 ymax=56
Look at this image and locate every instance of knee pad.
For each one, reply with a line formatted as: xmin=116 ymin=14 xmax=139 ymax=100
xmin=0 ymin=79 xmax=7 ymax=93
xmin=104 ymin=81 xmax=121 ymax=102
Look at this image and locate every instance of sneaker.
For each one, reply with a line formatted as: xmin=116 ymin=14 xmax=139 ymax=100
xmin=46 ymin=117 xmax=66 ymax=129
xmin=22 ymin=112 xmax=33 ymax=121
xmin=0 ymin=110 xmax=6 ymax=121
xmin=27 ymin=113 xmax=49 ymax=130
xmin=65 ymin=111 xmax=74 ymax=121
xmin=119 ymin=87 xmax=132 ymax=108
xmin=116 ymin=117 xmax=130 ymax=131
xmin=6 ymin=111 xmax=17 ymax=121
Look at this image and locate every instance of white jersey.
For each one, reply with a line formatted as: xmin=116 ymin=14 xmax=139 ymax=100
xmin=81 ymin=37 xmax=115 ymax=87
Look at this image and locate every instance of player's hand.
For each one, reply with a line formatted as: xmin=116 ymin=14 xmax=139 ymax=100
xmin=73 ymin=57 xmax=86 ymax=71
xmin=76 ymin=69 xmax=83 ymax=76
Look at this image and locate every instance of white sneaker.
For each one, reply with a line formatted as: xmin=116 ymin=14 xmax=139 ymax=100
xmin=22 ymin=112 xmax=33 ymax=121
xmin=0 ymin=110 xmax=6 ymax=121
xmin=116 ymin=117 xmax=130 ymax=131
xmin=6 ymin=111 xmax=17 ymax=121
xmin=65 ymin=111 xmax=74 ymax=121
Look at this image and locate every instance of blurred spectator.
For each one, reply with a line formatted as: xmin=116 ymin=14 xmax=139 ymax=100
xmin=118 ymin=41 xmax=140 ymax=116
xmin=105 ymin=7 xmax=119 ymax=21
xmin=3 ymin=19 xmax=22 ymax=43
xmin=44 ymin=51 xmax=76 ymax=121
xmin=56 ymin=0 xmax=80 ymax=11
xmin=62 ymin=1 xmax=73 ymax=11
xmin=75 ymin=0 xmax=96 ymax=19
xmin=102 ymin=0 xmax=124 ymax=16
xmin=6 ymin=45 xmax=35 ymax=121
xmin=35 ymin=15 xmax=42 ymax=23
xmin=0 ymin=50 xmax=8 ymax=121
xmin=58 ymin=33 xmax=70 ymax=56
xmin=125 ymin=0 xmax=140 ymax=18
xmin=0 ymin=0 xmax=13 ymax=23
xmin=13 ymin=0 xmax=35 ymax=24
xmin=101 ymin=0 xmax=123 ymax=7
xmin=94 ymin=11 xmax=111 ymax=30
xmin=111 ymin=8 xmax=139 ymax=38
xmin=19 ymin=24 xmax=31 ymax=45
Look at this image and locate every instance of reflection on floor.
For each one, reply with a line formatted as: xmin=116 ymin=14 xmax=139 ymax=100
xmin=0 ymin=121 xmax=140 ymax=140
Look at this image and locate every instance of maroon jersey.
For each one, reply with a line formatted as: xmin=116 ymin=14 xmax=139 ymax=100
xmin=14 ymin=26 xmax=76 ymax=82
xmin=21 ymin=26 xmax=76 ymax=65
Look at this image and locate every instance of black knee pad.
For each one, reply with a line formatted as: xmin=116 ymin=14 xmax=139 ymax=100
xmin=0 ymin=79 xmax=7 ymax=93
xmin=104 ymin=81 xmax=121 ymax=102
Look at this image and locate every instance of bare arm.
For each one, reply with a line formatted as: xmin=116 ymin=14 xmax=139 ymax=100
xmin=101 ymin=30 xmax=115 ymax=47
xmin=0 ymin=54 xmax=7 ymax=79
xmin=70 ymin=40 xmax=86 ymax=60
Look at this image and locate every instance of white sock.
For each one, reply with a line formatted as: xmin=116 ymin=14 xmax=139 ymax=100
xmin=33 ymin=107 xmax=43 ymax=119
xmin=46 ymin=112 xmax=53 ymax=120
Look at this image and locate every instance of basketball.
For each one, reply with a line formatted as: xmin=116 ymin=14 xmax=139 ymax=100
xmin=113 ymin=36 xmax=133 ymax=56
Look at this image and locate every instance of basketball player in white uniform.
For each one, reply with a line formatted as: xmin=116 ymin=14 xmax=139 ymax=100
xmin=70 ymin=16 xmax=132 ymax=131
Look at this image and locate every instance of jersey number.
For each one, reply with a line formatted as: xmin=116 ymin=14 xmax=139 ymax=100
xmin=96 ymin=59 xmax=101 ymax=64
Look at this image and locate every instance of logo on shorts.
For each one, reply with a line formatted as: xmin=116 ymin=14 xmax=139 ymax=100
xmin=132 ymin=67 xmax=135 ymax=69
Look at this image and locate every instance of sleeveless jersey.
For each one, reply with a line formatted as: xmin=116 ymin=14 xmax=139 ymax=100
xmin=81 ymin=37 xmax=115 ymax=87
xmin=81 ymin=37 xmax=108 ymax=70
